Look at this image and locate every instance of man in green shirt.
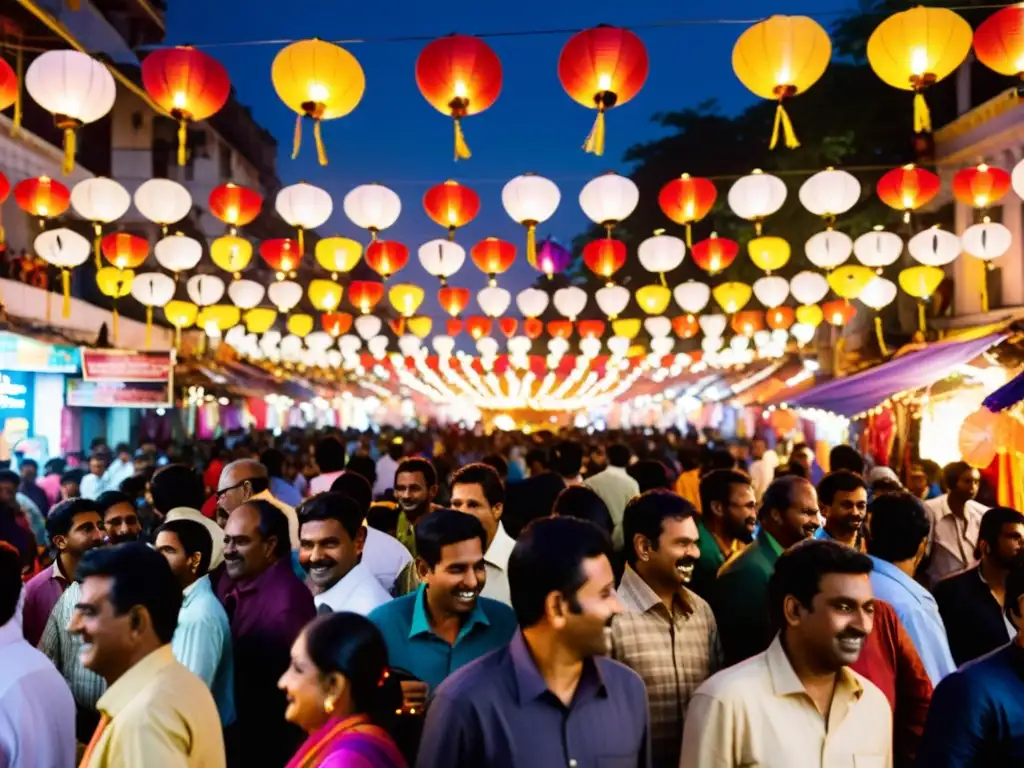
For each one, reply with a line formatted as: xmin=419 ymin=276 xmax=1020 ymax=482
xmin=691 ymin=469 xmax=757 ymax=599
xmin=393 ymin=457 xmax=439 ymax=556
xmin=710 ymin=475 xmax=820 ymax=665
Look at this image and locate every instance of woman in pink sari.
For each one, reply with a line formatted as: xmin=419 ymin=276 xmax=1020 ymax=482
xmin=279 ymin=613 xmax=407 ymax=767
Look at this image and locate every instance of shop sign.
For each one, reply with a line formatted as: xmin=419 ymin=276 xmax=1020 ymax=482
xmin=81 ymin=349 xmax=175 ymax=383
xmin=66 ymin=379 xmax=173 ymax=409
xmin=0 ymin=371 xmax=34 ymax=442
xmin=0 ymin=331 xmax=80 ymax=373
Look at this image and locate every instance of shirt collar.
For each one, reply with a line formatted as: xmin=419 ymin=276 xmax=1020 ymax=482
xmin=98 ymin=645 xmax=176 ymax=717
xmin=618 ymin=564 xmax=693 ymax=616
xmin=485 ymin=523 xmax=515 ymax=571
xmin=318 ymin=562 xmax=371 ymax=604
xmin=765 ymin=634 xmax=863 ymax=701
xmin=869 ymin=556 xmax=934 ymax=603
xmin=52 ymin=558 xmax=71 ymax=583
xmin=182 ymin=574 xmax=211 ymax=606
xmin=509 ymin=630 xmax=607 ymax=707
xmin=760 ymin=528 xmax=785 ymax=557
xmin=409 ymin=583 xmax=490 ymax=640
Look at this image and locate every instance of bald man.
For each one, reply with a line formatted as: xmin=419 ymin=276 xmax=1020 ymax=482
xmin=217 ymin=460 xmax=299 ymax=552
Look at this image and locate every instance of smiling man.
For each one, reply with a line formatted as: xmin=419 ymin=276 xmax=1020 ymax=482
xmin=393 ymin=457 xmax=439 ymax=556
xmin=692 ymin=469 xmax=757 ymax=599
xmin=450 ymin=462 xmax=516 ymax=605
xmin=95 ymin=491 xmax=143 ymax=545
xmin=815 ymin=471 xmax=869 ymax=551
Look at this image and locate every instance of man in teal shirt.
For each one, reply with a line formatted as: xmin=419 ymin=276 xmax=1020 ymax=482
xmin=691 ymin=469 xmax=758 ymax=599
xmin=369 ymin=508 xmax=516 ymax=705
xmin=710 ymin=475 xmax=821 ymax=665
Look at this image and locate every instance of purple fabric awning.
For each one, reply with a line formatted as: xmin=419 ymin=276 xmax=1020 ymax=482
xmin=786 ymin=332 xmax=1006 ymax=417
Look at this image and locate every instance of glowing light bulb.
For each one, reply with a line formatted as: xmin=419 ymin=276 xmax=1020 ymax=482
xmin=309 ymin=83 xmax=329 ymax=102
xmin=909 ymin=47 xmax=929 ymax=76
xmin=282 ymin=258 xmax=292 ymax=271
xmin=116 ymin=256 xmax=126 ymax=268
xmin=173 ymin=91 xmax=187 ymax=109
xmin=710 ymin=256 xmax=720 ymax=272
xmin=226 ymin=206 xmax=239 ymax=223
xmin=454 ymin=81 xmax=467 ymax=99
xmin=598 ymin=73 xmax=612 ymax=91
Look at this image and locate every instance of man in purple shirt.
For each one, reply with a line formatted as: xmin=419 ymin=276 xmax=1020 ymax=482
xmin=22 ymin=498 xmax=105 ymax=645
xmin=217 ymin=499 xmax=316 ymax=768
xmin=416 ymin=516 xmax=652 ymax=768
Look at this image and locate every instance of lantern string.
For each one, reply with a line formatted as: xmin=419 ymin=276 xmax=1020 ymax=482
xmin=12 ymin=44 xmax=23 ymax=135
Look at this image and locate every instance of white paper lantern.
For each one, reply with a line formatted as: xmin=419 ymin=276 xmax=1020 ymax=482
xmin=638 ymin=233 xmax=685 ymax=274
xmin=339 ymin=334 xmax=363 ymax=357
xmin=224 ymin=324 xmax=247 ymax=349
xmin=326 ymin=349 xmax=343 ymax=368
xmin=35 ymin=228 xmax=91 ymax=268
xmin=476 ymin=337 xmax=499 ymax=358
xmin=418 ymin=239 xmax=466 ymax=281
xmin=854 ymin=229 xmax=903 ymax=269
xmin=186 ymin=274 xmax=225 ymax=306
xmin=547 ymin=337 xmax=569 ymax=357
xmin=859 ymin=277 xmax=898 ymax=310
xmin=577 ymin=336 xmax=600 ymax=358
xmin=791 ymin=323 xmax=816 ymax=346
xmin=596 ymin=285 xmax=630 ymax=318
xmin=699 ymin=313 xmax=728 ymax=338
xmin=131 ymin=272 xmax=175 ymax=308
xmin=354 ymin=314 xmax=382 ymax=340
xmin=753 ymin=276 xmax=790 ymax=309
xmin=770 ymin=328 xmax=789 ymax=346
xmin=644 ymin=317 xmax=672 ymax=338
xmin=477 ymin=285 xmax=511 ymax=317
xmin=727 ymin=170 xmax=787 ymax=230
xmin=502 ymin=174 xmax=560 ymax=228
xmin=730 ymin=335 xmax=750 ymax=352
xmin=280 ymin=334 xmax=305 ymax=361
xmin=578 ymin=172 xmax=639 ymax=227
xmin=701 ymin=335 xmax=724 ymax=353
xmin=754 ymin=330 xmax=773 ymax=348
xmin=516 ymin=287 xmax=549 ymax=318
xmin=343 ymin=183 xmax=401 ymax=234
xmin=367 ymin=335 xmax=389 ymax=360
xmin=909 ymin=228 xmax=961 ymax=267
xmin=798 ymin=169 xmax=861 ymax=218
xmin=790 ymin=270 xmax=830 ymax=305
xmin=276 ymin=182 xmax=333 ymax=234
xmin=805 ymin=230 xmax=852 ymax=269
xmin=268 ymin=280 xmax=303 ymax=312
xmin=227 ymin=279 xmax=265 ymax=309
xmin=134 ymin=179 xmax=192 ymax=229
xmin=673 ymin=281 xmax=711 ymax=314
xmin=961 ymin=221 xmax=1012 ymax=262
xmin=607 ymin=336 xmax=630 ymax=357
xmin=1013 ymin=157 xmax=1024 ymax=201
xmin=507 ymin=336 xmax=531 ymax=357
xmin=305 ymin=331 xmax=333 ymax=352
xmin=650 ymin=336 xmax=675 ymax=356
xmin=432 ymin=335 xmax=456 ymax=357
xmin=71 ymin=178 xmax=131 ymax=230
xmin=398 ymin=335 xmax=422 ymax=357
xmin=153 ymin=234 xmax=201 ymax=274
xmin=553 ymin=286 xmax=588 ymax=320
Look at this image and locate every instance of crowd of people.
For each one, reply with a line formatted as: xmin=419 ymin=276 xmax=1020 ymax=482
xmin=0 ymin=424 xmax=1022 ymax=767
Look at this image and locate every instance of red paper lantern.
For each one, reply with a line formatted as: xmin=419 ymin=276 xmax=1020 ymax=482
xmin=498 ymin=317 xmax=518 ymax=338
xmin=388 ymin=318 xmax=406 ymax=336
xmin=321 ymin=312 xmax=353 ymax=336
xmin=823 ymin=299 xmax=857 ymax=327
xmin=259 ymin=238 xmax=301 ymax=274
xmin=582 ymin=239 xmax=627 ymax=282
xmin=141 ymin=46 xmax=231 ymax=165
xmin=973 ymin=5 xmax=1024 ymax=78
xmin=877 ymin=164 xmax=940 ymax=223
xmin=690 ymin=233 xmax=739 ymax=275
xmin=547 ymin=320 xmax=573 ymax=339
xmin=524 ymin=318 xmax=544 ymax=339
xmin=348 ymin=280 xmax=385 ymax=314
xmin=14 ymin=176 xmax=70 ymax=221
xmin=209 ymin=183 xmax=262 ymax=230
xmin=952 ymin=163 xmax=1011 ymax=209
xmin=446 ymin=318 xmax=464 ymax=337
xmin=766 ymin=306 xmax=795 ymax=330
xmin=0 ymin=170 xmax=10 ymax=248
xmin=558 ymin=25 xmax=649 ymax=156
xmin=423 ymin=180 xmax=480 ymax=237
xmin=438 ymin=286 xmax=471 ymax=317
xmin=465 ymin=315 xmax=492 ymax=340
xmin=470 ymin=237 xmax=516 ymax=281
xmin=659 ymin=174 xmax=717 ymax=245
xmin=101 ymin=233 xmax=149 ymax=269
xmin=577 ymin=319 xmax=606 ymax=339
xmin=672 ymin=315 xmax=699 ymax=338
xmin=365 ymin=240 xmax=409 ymax=279
xmin=0 ymin=57 xmax=15 ymax=112
xmin=731 ymin=310 xmax=764 ymax=336
xmin=416 ymin=35 xmax=502 ymax=160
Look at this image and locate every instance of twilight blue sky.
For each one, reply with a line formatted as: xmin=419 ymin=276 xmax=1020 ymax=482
xmin=165 ymin=0 xmax=854 ymax=318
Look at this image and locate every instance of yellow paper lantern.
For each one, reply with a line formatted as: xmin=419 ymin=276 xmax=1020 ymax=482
xmin=164 ymin=300 xmax=198 ymax=347
xmin=271 ymin=39 xmax=365 ymax=165
xmin=244 ymin=307 xmax=278 ymax=334
xmin=287 ymin=313 xmax=315 ymax=338
xmin=96 ymin=266 xmax=134 ymax=345
xmin=315 ymin=236 xmax=362 ymax=278
xmin=612 ymin=318 xmax=642 ymax=339
xmin=796 ymin=303 xmax=824 ymax=327
xmin=308 ymin=279 xmax=344 ymax=312
xmin=867 ymin=7 xmax=972 ymax=133
xmin=899 ymin=265 xmax=945 ymax=299
xmin=197 ymin=305 xmax=240 ymax=335
xmin=712 ymin=282 xmax=753 ymax=314
xmin=827 ymin=265 xmax=876 ymax=300
xmin=747 ymin=235 xmax=791 ymax=273
xmin=388 ymin=283 xmax=425 ymax=317
xmin=732 ymin=15 xmax=831 ymax=149
xmin=210 ymin=235 xmax=254 ymax=276
xmin=627 ymin=344 xmax=647 ymax=358
xmin=635 ymin=284 xmax=672 ymax=315
xmin=407 ymin=316 xmax=433 ymax=339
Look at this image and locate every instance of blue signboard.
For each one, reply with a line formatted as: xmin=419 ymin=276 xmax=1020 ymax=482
xmin=0 ymin=371 xmax=34 ymax=437
xmin=0 ymin=331 xmax=80 ymax=373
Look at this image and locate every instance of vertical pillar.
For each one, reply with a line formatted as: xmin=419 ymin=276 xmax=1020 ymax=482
xmin=999 ymin=152 xmax=1024 ymax=308
xmin=952 ymin=200 xmax=984 ymax=316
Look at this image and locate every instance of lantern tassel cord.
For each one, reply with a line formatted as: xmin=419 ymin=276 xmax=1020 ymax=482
xmin=174 ymin=325 xmax=181 ymax=349
xmin=658 ymin=271 xmax=667 ymax=288
xmin=583 ymin=108 xmax=606 ymax=156
xmin=177 ymin=119 xmax=187 ymax=166
xmin=61 ymin=269 xmax=71 ymax=318
xmin=313 ymin=119 xmax=328 ymax=166
xmin=61 ymin=127 xmax=76 ymax=176
xmin=453 ymin=119 xmax=471 ymax=161
xmin=874 ymin=316 xmax=888 ymax=356
xmin=769 ymin=102 xmax=799 ymax=150
xmin=685 ymin=223 xmax=692 ymax=248
xmin=12 ymin=45 xmax=22 ymax=135
xmin=917 ymin=302 xmax=927 ymax=334
xmin=93 ymin=223 xmax=102 ymax=270
xmin=297 ymin=228 xmax=305 ymax=255
xmin=526 ymin=223 xmax=537 ymax=269
xmin=291 ymin=115 xmax=303 ymax=160
xmin=145 ymin=305 xmax=152 ymax=349
xmin=112 ymin=305 xmax=119 ymax=345
xmin=981 ymin=266 xmax=990 ymax=314
xmin=913 ymin=92 xmax=931 ymax=134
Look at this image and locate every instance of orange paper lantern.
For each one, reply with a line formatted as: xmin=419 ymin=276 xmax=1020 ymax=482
xmin=690 ymin=233 xmax=739 ymax=275
xmin=0 ymin=170 xmax=9 ymax=247
xmin=659 ymin=174 xmax=717 ymax=245
xmin=209 ymin=182 xmax=262 ymax=231
xmin=365 ymin=240 xmax=410 ymax=279
xmin=672 ymin=314 xmax=699 ymax=338
xmin=321 ymin=312 xmax=353 ymax=336
xmin=952 ymin=163 xmax=1011 ymax=209
xmin=14 ymin=176 xmax=70 ymax=223
xmin=446 ymin=318 xmax=464 ymax=337
xmin=577 ymin=319 xmax=606 ymax=339
xmin=524 ymin=317 xmax=544 ymax=339
xmin=101 ymin=233 xmax=149 ymax=269
xmin=973 ymin=5 xmax=1024 ymax=79
xmin=823 ymin=299 xmax=857 ymax=326
xmin=348 ymin=280 xmax=385 ymax=314
xmin=438 ymin=286 xmax=471 ymax=318
xmin=766 ymin=306 xmax=795 ymax=330
xmin=465 ymin=315 xmax=493 ymax=340
xmin=731 ymin=310 xmax=764 ymax=336
xmin=582 ymin=239 xmax=627 ymax=282
xmin=0 ymin=56 xmax=15 ymax=113
xmin=423 ymin=180 xmax=481 ymax=237
xmin=259 ymin=238 xmax=301 ymax=277
xmin=547 ymin=320 xmax=573 ymax=339
xmin=498 ymin=317 xmax=518 ymax=338
xmin=470 ymin=237 xmax=516 ymax=282
xmin=877 ymin=164 xmax=940 ymax=223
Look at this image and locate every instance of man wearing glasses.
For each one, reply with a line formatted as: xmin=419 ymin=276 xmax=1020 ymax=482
xmin=691 ymin=470 xmax=758 ymax=599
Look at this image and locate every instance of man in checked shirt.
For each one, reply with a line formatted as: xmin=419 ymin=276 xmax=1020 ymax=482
xmin=612 ymin=489 xmax=723 ymax=768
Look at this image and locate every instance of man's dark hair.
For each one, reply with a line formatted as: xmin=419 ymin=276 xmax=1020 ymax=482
xmin=480 ymin=454 xmax=509 ymax=480
xmin=451 ymin=462 xmax=504 ymax=507
xmin=871 ymin=477 xmax=903 ymax=495
xmin=551 ymin=441 xmax=583 ymax=478
xmin=0 ymin=542 xmax=22 ymax=626
xmin=759 ymin=475 xmax=809 ymax=522
xmin=150 ymin=464 xmax=206 ymax=513
xmin=829 ymin=445 xmax=865 ymax=475
xmin=1005 ymin=564 xmax=1024 ymax=623
xmin=315 ymin=437 xmax=347 ymax=474
xmin=525 ymin=448 xmax=548 ymax=470
xmin=244 ymin=499 xmax=291 ymax=559
xmin=260 ymin=448 xmax=287 ymax=479
xmin=60 ymin=469 xmax=85 ymax=486
xmin=628 ymin=460 xmax=672 ymax=493
xmin=366 ymin=503 xmax=400 ymax=535
xmin=0 ymin=470 xmax=18 ymax=487
xmin=47 ymin=498 xmax=103 ymax=540
xmin=396 ymin=457 xmax=437 ymax=489
xmin=387 ymin=441 xmax=405 ymax=461
xmin=552 ymin=485 xmax=613 ymax=539
xmin=942 ymin=461 xmax=974 ymax=493
xmin=607 ymin=443 xmax=631 ymax=469
xmin=704 ymin=449 xmax=736 ymax=473
xmin=623 ymin=490 xmax=696 ymax=566
xmin=768 ymin=538 xmax=873 ymax=631
xmin=330 ymin=471 xmax=372 ymax=515
xmin=20 ymin=458 xmax=38 ymax=471
xmin=508 ymin=516 xmax=611 ymax=628
xmin=817 ymin=470 xmax=868 ymax=506
xmin=699 ymin=469 xmax=752 ymax=517
xmin=979 ymin=507 xmax=1024 ymax=560
xmin=792 ymin=442 xmax=812 ymax=457
xmin=866 ymin=492 xmax=931 ymax=563
xmin=345 ymin=455 xmax=377 ymax=487
xmin=75 ymin=542 xmax=183 ymax=644
xmin=115 ymin=443 xmax=131 ymax=456
xmin=95 ymin=491 xmax=134 ymax=517
xmin=297 ymin=492 xmax=365 ymax=542
xmin=415 ymin=507 xmax=486 ymax=570
xmin=156 ymin=519 xmax=213 ymax=577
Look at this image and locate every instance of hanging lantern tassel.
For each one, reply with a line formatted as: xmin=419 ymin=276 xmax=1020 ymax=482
xmin=93 ymin=223 xmax=102 ymax=269
xmin=583 ymin=107 xmax=606 ymax=156
xmin=453 ymin=119 xmax=471 ymax=161
xmin=174 ymin=325 xmax=182 ymax=349
xmin=917 ymin=302 xmax=927 ymax=334
xmin=874 ymin=316 xmax=888 ymax=356
xmin=111 ymin=304 xmax=119 ymax=345
xmin=60 ymin=124 xmax=77 ymax=176
xmin=526 ymin=222 xmax=538 ymax=268
xmin=296 ymin=228 xmax=305 ymax=256
xmin=291 ymin=114 xmax=303 ymax=160
xmin=61 ymin=269 xmax=71 ymax=318
xmin=769 ymin=101 xmax=799 ymax=150
xmin=913 ymin=92 xmax=931 ymax=134
xmin=684 ymin=223 xmax=692 ymax=248
xmin=177 ymin=119 xmax=188 ymax=166
xmin=981 ymin=266 xmax=990 ymax=314
xmin=658 ymin=271 xmax=667 ymax=288
xmin=313 ymin=119 xmax=327 ymax=166
xmin=12 ymin=44 xmax=22 ymax=135
xmin=145 ymin=305 xmax=153 ymax=349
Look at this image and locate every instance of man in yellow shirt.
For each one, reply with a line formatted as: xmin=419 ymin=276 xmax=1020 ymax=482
xmin=72 ymin=542 xmax=225 ymax=768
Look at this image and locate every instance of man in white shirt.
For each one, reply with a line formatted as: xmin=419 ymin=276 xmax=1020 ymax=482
xmin=103 ymin=443 xmax=135 ymax=492
xmin=0 ymin=541 xmax=76 ymax=768
xmin=309 ymin=436 xmax=348 ymax=496
xmin=585 ymin=443 xmax=640 ymax=550
xmin=924 ymin=461 xmax=989 ymax=587
xmin=79 ymin=454 xmax=110 ymax=500
xmin=298 ymin=492 xmax=391 ymax=615
xmin=449 ymin=463 xmax=515 ymax=605
xmin=373 ymin=441 xmax=404 ymax=499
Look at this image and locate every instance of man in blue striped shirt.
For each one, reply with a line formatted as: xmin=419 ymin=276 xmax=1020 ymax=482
xmin=155 ymin=518 xmax=236 ymax=727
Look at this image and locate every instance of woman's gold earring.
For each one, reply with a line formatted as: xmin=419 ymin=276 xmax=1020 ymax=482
xmin=324 ymin=695 xmax=336 ymax=715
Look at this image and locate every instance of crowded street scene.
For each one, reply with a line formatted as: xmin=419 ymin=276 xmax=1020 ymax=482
xmin=4 ymin=0 xmax=1024 ymax=766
